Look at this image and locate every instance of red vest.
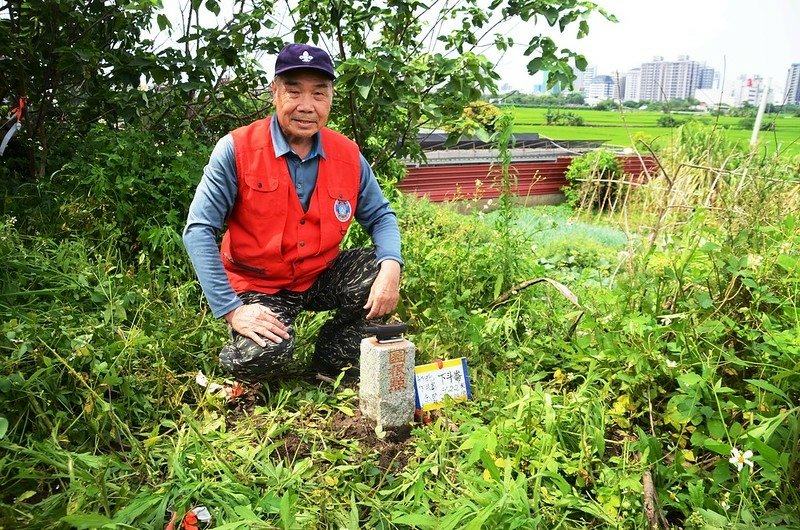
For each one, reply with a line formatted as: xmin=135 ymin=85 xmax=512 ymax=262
xmin=221 ymin=117 xmax=361 ymax=293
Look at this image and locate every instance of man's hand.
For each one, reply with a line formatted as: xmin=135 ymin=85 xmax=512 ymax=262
xmin=364 ymin=260 xmax=401 ymax=319
xmin=224 ymin=304 xmax=291 ymax=347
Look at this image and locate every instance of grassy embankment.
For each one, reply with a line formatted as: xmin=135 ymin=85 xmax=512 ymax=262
xmin=509 ymin=107 xmax=800 ymax=157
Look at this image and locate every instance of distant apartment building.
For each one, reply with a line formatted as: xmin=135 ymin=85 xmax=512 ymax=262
xmin=698 ymin=66 xmax=720 ymax=90
xmin=731 ymin=75 xmax=772 ymax=106
xmin=586 ymin=75 xmax=615 ymax=100
xmin=638 ymin=55 xmax=701 ymax=101
xmin=624 ymin=68 xmax=641 ymax=101
xmin=572 ymin=65 xmax=597 ymax=92
xmin=785 ymin=63 xmax=800 ymax=105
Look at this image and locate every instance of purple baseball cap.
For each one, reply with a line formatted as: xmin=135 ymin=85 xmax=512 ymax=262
xmin=274 ymin=43 xmax=336 ymax=80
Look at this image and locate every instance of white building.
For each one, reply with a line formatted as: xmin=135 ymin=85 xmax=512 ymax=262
xmin=624 ymin=68 xmax=641 ymax=101
xmin=638 ymin=55 xmax=701 ymax=101
xmin=573 ymin=65 xmax=597 ymax=93
xmin=785 ymin=63 xmax=800 ymax=105
xmin=731 ymin=75 xmax=772 ymax=106
xmin=586 ymin=75 xmax=615 ymax=101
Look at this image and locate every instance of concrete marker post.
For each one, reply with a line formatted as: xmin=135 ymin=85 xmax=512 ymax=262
xmin=359 ymin=331 xmax=416 ymax=430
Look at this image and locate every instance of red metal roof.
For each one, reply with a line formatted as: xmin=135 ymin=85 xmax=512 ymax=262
xmin=398 ymin=155 xmax=657 ymax=202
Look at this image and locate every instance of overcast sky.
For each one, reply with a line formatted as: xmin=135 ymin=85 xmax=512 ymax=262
xmin=494 ymin=0 xmax=799 ymax=92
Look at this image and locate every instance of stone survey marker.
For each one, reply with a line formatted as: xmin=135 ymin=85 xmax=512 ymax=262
xmin=359 ymin=336 xmax=416 ymax=429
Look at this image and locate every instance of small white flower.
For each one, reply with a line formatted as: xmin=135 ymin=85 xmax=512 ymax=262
xmin=729 ymin=447 xmax=754 ymax=471
xmin=176 ymin=150 xmax=184 ymax=158
xmin=138 ymin=82 xmax=149 ymax=92
xmin=97 ymin=118 xmax=106 ymax=125
xmin=665 ymin=359 xmax=678 ymax=369
xmin=486 ymin=199 xmax=493 ymax=206
xmin=747 ymin=254 xmax=763 ymax=269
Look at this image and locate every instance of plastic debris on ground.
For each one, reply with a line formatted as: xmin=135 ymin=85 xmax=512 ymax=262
xmin=195 ymin=370 xmax=244 ymax=402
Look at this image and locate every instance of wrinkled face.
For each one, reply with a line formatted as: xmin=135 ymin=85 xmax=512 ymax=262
xmin=271 ymin=71 xmax=333 ymax=147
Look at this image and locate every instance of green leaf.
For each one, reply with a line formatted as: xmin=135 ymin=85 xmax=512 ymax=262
xmin=677 ymin=372 xmax=703 ymax=389
xmin=205 ymin=0 xmax=220 ymax=16
xmin=357 ymin=81 xmax=371 ymax=100
xmin=0 ymin=417 xmax=7 ymax=439
xmin=699 ymin=508 xmax=729 ymax=527
xmin=694 ymin=291 xmax=713 ymax=309
xmin=348 ymin=492 xmax=359 ymax=530
xmin=156 ymin=13 xmax=171 ymax=30
xmin=744 ymin=378 xmax=791 ymax=405
xmin=703 ymin=438 xmax=730 ymax=455
xmin=479 ymin=449 xmax=500 ymax=481
xmin=776 ymin=254 xmax=798 ymax=272
xmin=60 ymin=513 xmax=116 ymax=529
xmin=747 ymin=410 xmax=794 ymax=443
xmin=493 ymin=273 xmax=504 ymax=300
xmin=392 ymin=513 xmax=438 ymax=527
xmin=279 ymin=491 xmax=296 ymax=529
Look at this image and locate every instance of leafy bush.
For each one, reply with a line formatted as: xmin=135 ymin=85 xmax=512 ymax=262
xmin=657 ymin=114 xmax=681 ymax=127
xmin=564 ymin=149 xmax=624 ymax=210
xmin=737 ymin=117 xmax=776 ymax=131
xmin=45 ymin=125 xmax=210 ymax=278
xmin=461 ymin=100 xmax=504 ymax=133
xmin=545 ymin=108 xmax=585 ymax=126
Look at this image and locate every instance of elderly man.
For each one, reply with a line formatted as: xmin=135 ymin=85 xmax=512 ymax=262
xmin=183 ymin=43 xmax=402 ymax=381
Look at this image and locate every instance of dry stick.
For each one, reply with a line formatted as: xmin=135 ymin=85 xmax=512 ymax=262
xmin=642 ymin=468 xmax=670 ymax=529
xmin=490 ymin=278 xmax=584 ymax=339
xmin=639 ymin=142 xmax=674 ymax=250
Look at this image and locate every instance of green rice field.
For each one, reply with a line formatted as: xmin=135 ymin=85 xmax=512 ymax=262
xmin=509 ymin=107 xmax=800 ymax=157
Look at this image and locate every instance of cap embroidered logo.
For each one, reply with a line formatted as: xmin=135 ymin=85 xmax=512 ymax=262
xmin=299 ymin=51 xmax=313 ymax=63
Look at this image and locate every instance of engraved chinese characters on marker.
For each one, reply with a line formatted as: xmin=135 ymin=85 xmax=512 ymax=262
xmin=388 ymin=349 xmax=406 ymax=392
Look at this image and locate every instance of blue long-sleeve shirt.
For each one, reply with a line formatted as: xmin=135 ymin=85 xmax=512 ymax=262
xmin=183 ymin=116 xmax=402 ymax=318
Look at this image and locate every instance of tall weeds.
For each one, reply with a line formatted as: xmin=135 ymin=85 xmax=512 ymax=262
xmin=567 ymin=122 xmax=800 ymax=526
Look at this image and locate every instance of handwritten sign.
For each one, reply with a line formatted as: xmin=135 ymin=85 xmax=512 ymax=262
xmin=413 ymin=357 xmax=472 ymax=411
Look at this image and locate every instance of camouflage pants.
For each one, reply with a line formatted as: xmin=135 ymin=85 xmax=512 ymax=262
xmin=219 ymin=248 xmax=379 ymax=381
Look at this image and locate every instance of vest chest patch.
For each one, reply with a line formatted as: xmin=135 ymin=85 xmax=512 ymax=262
xmin=333 ymin=199 xmax=353 ymax=222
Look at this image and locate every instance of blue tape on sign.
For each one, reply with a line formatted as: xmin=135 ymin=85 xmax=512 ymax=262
xmin=461 ymin=357 xmax=473 ymax=401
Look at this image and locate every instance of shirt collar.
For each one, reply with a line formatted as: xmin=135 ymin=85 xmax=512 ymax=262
xmin=270 ymin=115 xmax=326 ymax=160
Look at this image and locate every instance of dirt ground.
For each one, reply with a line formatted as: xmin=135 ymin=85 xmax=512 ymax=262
xmin=225 ymin=381 xmax=415 ymax=472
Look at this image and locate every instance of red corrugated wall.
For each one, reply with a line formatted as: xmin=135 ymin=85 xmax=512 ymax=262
xmin=398 ymin=155 xmax=658 ymax=202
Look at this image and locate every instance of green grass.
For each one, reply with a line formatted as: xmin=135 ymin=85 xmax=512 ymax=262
xmin=508 ymin=107 xmax=800 ymax=157
xmin=3 ymin=128 xmax=800 ymax=529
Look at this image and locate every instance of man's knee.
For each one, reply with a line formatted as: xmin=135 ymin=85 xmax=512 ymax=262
xmin=219 ymin=333 xmax=296 ymax=380
xmin=340 ymin=248 xmax=380 ymax=295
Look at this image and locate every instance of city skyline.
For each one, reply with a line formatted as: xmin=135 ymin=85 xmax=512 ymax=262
xmin=492 ymin=0 xmax=799 ymax=95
